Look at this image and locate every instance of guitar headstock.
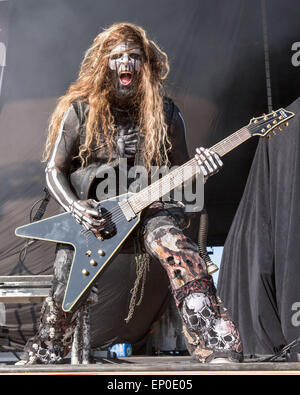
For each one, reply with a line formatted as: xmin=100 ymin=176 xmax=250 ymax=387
xmin=248 ymin=108 xmax=295 ymax=137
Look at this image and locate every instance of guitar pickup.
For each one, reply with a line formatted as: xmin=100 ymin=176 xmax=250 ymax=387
xmin=118 ymin=199 xmax=136 ymax=221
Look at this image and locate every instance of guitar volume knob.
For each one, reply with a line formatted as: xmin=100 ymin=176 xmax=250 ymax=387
xmin=82 ymin=269 xmax=90 ymax=276
xmin=90 ymin=259 xmax=97 ymax=267
xmin=98 ymin=249 xmax=105 ymax=256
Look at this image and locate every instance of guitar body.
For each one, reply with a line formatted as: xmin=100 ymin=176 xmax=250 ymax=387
xmin=15 ymin=192 xmax=141 ymax=312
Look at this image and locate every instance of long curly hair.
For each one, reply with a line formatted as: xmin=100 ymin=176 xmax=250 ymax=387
xmin=43 ymin=22 xmax=172 ymax=170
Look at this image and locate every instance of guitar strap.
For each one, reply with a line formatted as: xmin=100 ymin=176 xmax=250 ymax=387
xmin=17 ymin=187 xmax=52 ymax=268
xmin=31 ymin=187 xmax=52 ymax=222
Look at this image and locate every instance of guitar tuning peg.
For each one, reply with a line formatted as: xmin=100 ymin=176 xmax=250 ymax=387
xmin=273 ymin=130 xmax=277 ymax=136
xmin=268 ymin=135 xmax=271 ymax=140
xmin=279 ymin=127 xmax=283 ymax=131
xmin=285 ymin=122 xmax=289 ymax=127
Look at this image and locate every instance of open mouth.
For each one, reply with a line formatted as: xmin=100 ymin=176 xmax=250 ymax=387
xmin=119 ymin=71 xmax=133 ymax=86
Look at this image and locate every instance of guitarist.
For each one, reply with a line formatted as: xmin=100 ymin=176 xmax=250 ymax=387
xmin=18 ymin=22 xmax=242 ymax=365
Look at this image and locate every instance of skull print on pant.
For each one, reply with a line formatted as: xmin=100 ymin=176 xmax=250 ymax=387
xmin=142 ymin=202 xmax=243 ymax=363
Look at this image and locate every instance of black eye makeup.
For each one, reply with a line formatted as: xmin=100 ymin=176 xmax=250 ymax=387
xmin=129 ymin=53 xmax=141 ymax=60
xmin=109 ymin=51 xmax=141 ymax=61
xmin=110 ymin=53 xmax=122 ymax=60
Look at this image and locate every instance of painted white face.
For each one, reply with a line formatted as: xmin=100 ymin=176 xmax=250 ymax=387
xmin=108 ymin=41 xmax=143 ymax=86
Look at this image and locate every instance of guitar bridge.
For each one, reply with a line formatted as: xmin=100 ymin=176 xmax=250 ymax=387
xmin=118 ymin=199 xmax=136 ymax=221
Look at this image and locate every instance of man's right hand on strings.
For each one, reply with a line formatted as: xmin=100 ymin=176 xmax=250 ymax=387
xmin=69 ymin=199 xmax=105 ymax=233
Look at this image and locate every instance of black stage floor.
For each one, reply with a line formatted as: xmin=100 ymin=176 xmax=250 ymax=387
xmin=0 ymin=355 xmax=300 ymax=375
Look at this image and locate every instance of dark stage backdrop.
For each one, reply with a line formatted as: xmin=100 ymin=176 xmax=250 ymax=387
xmin=218 ymin=97 xmax=300 ymax=360
xmin=0 ymin=0 xmax=299 ymax=352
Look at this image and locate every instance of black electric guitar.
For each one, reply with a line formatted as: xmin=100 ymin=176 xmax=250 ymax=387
xmin=15 ymin=108 xmax=295 ymax=312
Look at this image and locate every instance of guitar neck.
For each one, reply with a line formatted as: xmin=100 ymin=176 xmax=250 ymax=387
xmin=128 ymin=126 xmax=252 ymax=213
xmin=210 ymin=126 xmax=251 ymax=157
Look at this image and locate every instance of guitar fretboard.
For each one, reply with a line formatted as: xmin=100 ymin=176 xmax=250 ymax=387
xmin=128 ymin=126 xmax=251 ymax=213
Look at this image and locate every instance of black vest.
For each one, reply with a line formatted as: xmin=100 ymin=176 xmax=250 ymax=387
xmin=70 ymin=97 xmax=175 ymax=200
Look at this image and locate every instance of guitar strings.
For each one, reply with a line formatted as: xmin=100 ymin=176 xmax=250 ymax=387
xmin=95 ymin=115 xmax=288 ymax=227
xmin=108 ymin=118 xmax=279 ymax=217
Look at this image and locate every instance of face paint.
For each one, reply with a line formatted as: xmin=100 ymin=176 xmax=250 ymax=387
xmin=109 ymin=41 xmax=143 ymax=84
xmin=108 ymin=41 xmax=143 ymax=102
